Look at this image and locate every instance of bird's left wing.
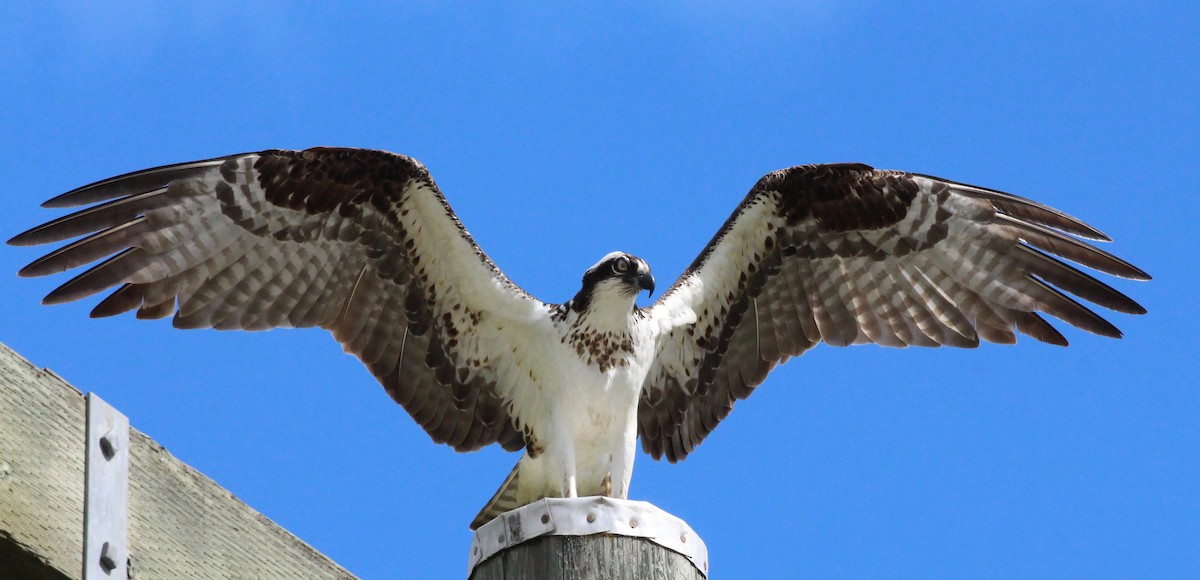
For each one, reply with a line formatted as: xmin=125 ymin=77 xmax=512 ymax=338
xmin=639 ymin=163 xmax=1149 ymax=463
xmin=9 ymin=147 xmax=550 ymax=453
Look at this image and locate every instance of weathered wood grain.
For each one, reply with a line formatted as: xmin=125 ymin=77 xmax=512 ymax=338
xmin=0 ymin=341 xmax=355 ymax=579
xmin=470 ymin=534 xmax=706 ymax=580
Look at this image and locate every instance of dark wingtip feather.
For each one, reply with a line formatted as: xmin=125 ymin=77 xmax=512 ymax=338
xmin=1015 ymin=245 xmax=1149 ymax=314
xmin=995 ymin=198 xmax=1113 ymax=242
xmin=40 ymin=156 xmax=234 ymax=208
xmin=15 ymin=218 xmax=149 ymax=279
xmin=1124 ymin=264 xmax=1152 ymax=282
xmin=8 ymin=226 xmax=45 ymax=247
xmin=996 ymin=214 xmax=1149 ymax=281
xmin=12 ymin=189 xmax=170 ymax=248
xmin=89 ymin=284 xmax=142 ymax=318
xmin=1029 ymin=277 xmax=1125 ymax=339
xmin=136 ymin=299 xmax=176 ymax=320
xmin=17 ymin=262 xmax=41 ymax=278
xmin=41 ymin=196 xmax=70 ymax=209
xmin=41 ymin=248 xmax=140 ymax=305
xmin=917 ymin=174 xmax=1112 ymax=241
xmin=976 ymin=324 xmax=1014 ymax=345
xmin=1015 ymin=311 xmax=1070 ymax=346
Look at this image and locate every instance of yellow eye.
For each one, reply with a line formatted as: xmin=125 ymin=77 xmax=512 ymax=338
xmin=613 ymin=257 xmax=630 ymax=274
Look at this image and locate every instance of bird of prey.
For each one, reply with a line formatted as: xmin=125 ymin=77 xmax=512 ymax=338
xmin=9 ymin=147 xmax=1148 ymax=529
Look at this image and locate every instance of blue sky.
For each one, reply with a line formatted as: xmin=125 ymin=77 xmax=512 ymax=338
xmin=2 ymin=3 xmax=1197 ymax=578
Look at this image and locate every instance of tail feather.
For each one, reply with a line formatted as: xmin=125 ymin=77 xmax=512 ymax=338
xmin=470 ymin=461 xmax=523 ymax=530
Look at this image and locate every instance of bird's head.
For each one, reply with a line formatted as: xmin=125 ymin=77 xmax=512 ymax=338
xmin=570 ymin=251 xmax=655 ymax=315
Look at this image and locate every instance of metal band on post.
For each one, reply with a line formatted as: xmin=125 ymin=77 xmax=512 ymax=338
xmin=469 ymin=497 xmax=708 ymax=578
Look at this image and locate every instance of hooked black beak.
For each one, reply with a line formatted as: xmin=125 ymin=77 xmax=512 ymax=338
xmin=636 ymin=270 xmax=655 ymax=297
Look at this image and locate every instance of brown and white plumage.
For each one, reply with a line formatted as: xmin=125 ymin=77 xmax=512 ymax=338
xmin=11 ymin=148 xmax=542 ymax=454
xmin=637 ymin=163 xmax=1148 ymax=462
xmin=9 ymin=148 xmax=1148 ymax=529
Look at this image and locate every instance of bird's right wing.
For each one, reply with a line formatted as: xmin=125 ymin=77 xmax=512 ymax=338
xmin=10 ymin=147 xmax=554 ymax=453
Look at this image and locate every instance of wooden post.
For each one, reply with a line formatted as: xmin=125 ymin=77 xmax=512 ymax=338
xmin=468 ymin=498 xmax=708 ymax=579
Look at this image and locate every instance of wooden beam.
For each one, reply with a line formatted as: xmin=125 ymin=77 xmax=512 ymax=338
xmin=0 ymin=342 xmax=355 ymax=579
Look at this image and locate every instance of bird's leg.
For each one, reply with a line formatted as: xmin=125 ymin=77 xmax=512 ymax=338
xmin=609 ymin=426 xmax=637 ymax=499
xmin=558 ymin=448 xmax=578 ymax=498
xmin=549 ymin=422 xmax=579 ymax=498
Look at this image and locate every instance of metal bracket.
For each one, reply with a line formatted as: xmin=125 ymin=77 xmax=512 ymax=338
xmin=84 ymin=393 xmax=130 ymax=579
xmin=469 ymin=497 xmax=709 ymax=577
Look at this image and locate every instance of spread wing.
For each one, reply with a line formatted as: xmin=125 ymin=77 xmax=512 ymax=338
xmin=639 ymin=163 xmax=1150 ymax=462
xmin=9 ymin=147 xmax=551 ymax=453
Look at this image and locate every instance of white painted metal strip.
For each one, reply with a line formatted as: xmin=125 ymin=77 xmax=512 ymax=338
xmin=469 ymin=497 xmax=709 ymax=577
xmin=84 ymin=393 xmax=130 ymax=580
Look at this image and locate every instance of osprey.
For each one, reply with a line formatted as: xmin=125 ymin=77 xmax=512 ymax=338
xmin=9 ymin=148 xmax=1149 ymax=529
